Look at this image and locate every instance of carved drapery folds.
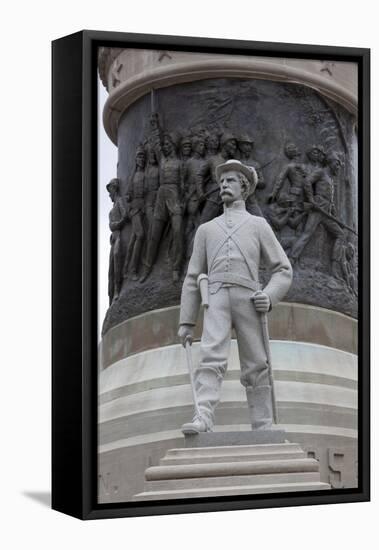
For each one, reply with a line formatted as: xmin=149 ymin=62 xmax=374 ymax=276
xmin=103 ymin=78 xmax=357 ymax=335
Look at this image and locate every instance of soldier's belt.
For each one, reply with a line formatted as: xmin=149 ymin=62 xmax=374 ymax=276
xmin=208 ymin=273 xmax=262 ymax=291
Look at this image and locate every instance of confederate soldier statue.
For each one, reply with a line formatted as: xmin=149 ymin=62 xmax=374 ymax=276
xmin=107 ymin=178 xmax=127 ymax=304
xmin=178 ymin=160 xmax=293 ymax=434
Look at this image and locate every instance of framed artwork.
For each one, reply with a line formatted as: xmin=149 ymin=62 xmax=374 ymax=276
xmin=52 ymin=30 xmax=370 ymax=519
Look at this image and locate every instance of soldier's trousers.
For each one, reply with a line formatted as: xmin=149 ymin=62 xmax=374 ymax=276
xmin=195 ymin=284 xmax=270 ymax=427
xmin=291 ymin=209 xmax=344 ymax=260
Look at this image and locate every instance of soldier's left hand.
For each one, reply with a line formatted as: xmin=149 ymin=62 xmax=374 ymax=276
xmin=252 ymin=291 xmax=271 ymax=313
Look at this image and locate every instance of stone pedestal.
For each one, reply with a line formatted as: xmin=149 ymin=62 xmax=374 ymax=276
xmin=134 ymin=432 xmax=330 ymax=501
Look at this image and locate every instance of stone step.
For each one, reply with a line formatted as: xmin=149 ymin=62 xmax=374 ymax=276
xmin=144 ymin=471 xmax=323 ymax=492
xmin=147 ymin=458 xmax=319 ymax=481
xmin=184 ymin=430 xmax=286 ymax=447
xmin=134 ymin=481 xmax=330 ymax=501
xmin=165 ymin=442 xmax=303 ymax=459
xmin=133 ymin=440 xmax=330 ymax=501
xmin=160 ymin=449 xmax=306 ymax=466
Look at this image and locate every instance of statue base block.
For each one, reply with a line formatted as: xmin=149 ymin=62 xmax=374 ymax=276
xmin=133 ymin=435 xmax=330 ymax=500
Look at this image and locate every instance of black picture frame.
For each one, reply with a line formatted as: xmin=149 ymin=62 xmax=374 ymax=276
xmin=52 ymin=30 xmax=370 ymax=520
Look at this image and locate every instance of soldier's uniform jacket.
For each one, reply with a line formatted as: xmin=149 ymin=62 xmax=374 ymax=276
xmin=145 ymin=163 xmax=160 ymax=206
xmin=128 ymin=170 xmax=145 ymax=217
xmin=180 ymin=200 xmax=293 ymax=325
xmin=304 ymin=167 xmax=336 ymax=214
xmin=109 ymin=198 xmax=126 ymax=244
xmin=183 ymin=156 xmax=209 ymax=200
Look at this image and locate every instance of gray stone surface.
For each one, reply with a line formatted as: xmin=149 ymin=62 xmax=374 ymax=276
xmin=100 ymin=302 xmax=357 ymax=369
xmin=102 ymin=78 xmax=357 ymax=336
xmin=98 ymin=52 xmax=359 ymax=506
xmin=184 ymin=430 xmax=286 ymax=447
xmin=162 ymin=443 xmax=306 ymax=465
xmin=99 ymin=48 xmax=358 ymax=134
xmin=98 ymin=431 xmax=357 ymax=503
xmin=134 ymin=441 xmax=329 ymax=501
xmin=133 ymin=481 xmax=330 ymax=501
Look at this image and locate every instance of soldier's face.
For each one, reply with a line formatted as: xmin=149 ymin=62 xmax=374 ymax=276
xmin=308 ymin=149 xmax=320 ymax=163
xmin=181 ymin=143 xmax=192 ymax=156
xmin=136 ymin=153 xmax=146 ymax=168
xmin=240 ymin=142 xmax=252 ymax=155
xmin=225 ymin=139 xmax=237 ymax=156
xmin=208 ymin=137 xmax=219 ymax=152
xmin=286 ymin=146 xmax=299 ymax=159
xmin=219 ymin=170 xmax=243 ymax=205
xmin=150 ymin=114 xmax=159 ymax=129
xmin=163 ymin=138 xmax=174 ymax=155
xmin=194 ymin=141 xmax=205 ymax=156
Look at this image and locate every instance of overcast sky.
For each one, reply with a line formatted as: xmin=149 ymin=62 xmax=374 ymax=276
xmin=98 ymin=78 xmax=118 ymax=340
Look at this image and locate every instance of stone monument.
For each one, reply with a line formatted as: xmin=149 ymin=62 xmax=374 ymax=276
xmin=134 ymin=160 xmax=329 ymax=500
xmin=98 ymin=48 xmax=358 ymax=503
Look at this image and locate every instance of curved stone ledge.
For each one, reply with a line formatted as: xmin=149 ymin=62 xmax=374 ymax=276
xmin=99 ymin=381 xmax=356 ymax=426
xmin=103 ymin=56 xmax=357 ymax=144
xmin=100 ymin=340 xmax=357 ymax=395
xmin=99 ymin=403 xmax=357 ymax=449
xmin=100 ymin=303 xmax=357 ymax=369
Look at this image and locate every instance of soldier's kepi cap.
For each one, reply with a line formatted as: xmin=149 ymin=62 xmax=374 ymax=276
xmin=215 ymin=159 xmax=258 ymax=193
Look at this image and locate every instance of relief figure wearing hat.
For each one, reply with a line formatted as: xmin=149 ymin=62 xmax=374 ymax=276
xmin=178 ymin=159 xmax=293 ymax=433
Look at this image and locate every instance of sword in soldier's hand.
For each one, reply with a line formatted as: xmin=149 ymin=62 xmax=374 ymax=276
xmin=252 ymin=290 xmax=279 ymax=424
xmin=184 ymin=336 xmax=201 ymax=420
xmin=182 ymin=274 xmax=209 ymax=420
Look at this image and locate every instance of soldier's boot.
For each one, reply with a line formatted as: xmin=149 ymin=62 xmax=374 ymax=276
xmin=246 ymin=385 xmax=274 ymax=430
xmin=181 ymin=416 xmax=211 ymax=435
xmin=181 ymin=366 xmax=224 ymax=435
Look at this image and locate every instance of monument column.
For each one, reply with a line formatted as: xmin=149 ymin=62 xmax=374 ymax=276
xmin=98 ymin=47 xmax=358 ymax=502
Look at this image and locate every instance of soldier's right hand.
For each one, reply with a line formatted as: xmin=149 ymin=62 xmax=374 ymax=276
xmin=178 ymin=324 xmax=195 ymax=347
